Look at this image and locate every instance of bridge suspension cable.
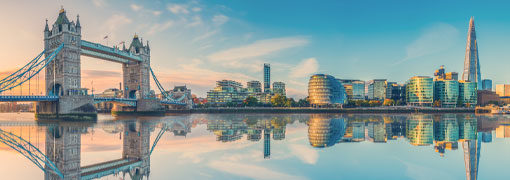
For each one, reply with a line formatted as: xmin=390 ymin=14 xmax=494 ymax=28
xmin=0 ymin=128 xmax=64 ymax=179
xmin=149 ymin=67 xmax=187 ymax=103
xmin=0 ymin=44 xmax=64 ymax=94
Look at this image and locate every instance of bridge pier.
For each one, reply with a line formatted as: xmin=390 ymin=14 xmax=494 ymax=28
xmin=36 ymin=95 xmax=97 ymax=120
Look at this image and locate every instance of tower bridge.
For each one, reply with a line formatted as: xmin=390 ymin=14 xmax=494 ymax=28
xmin=0 ymin=7 xmax=193 ymax=119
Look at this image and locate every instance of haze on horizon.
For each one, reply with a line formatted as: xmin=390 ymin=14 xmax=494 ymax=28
xmin=1 ymin=0 xmax=510 ymax=98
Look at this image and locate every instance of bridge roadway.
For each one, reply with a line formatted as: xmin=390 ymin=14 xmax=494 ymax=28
xmin=0 ymin=95 xmax=185 ymax=106
xmin=80 ymin=158 xmax=141 ymax=180
xmin=0 ymin=95 xmax=58 ymax=102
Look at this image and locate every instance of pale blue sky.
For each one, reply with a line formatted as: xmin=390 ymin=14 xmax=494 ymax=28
xmin=1 ymin=0 xmax=509 ymax=98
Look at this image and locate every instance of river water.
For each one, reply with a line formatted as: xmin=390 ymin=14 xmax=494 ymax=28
xmin=0 ymin=113 xmax=509 ymax=180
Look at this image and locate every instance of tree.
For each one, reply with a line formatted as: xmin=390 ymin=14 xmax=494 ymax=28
xmin=243 ymin=96 xmax=259 ymax=107
xmin=368 ymin=100 xmax=382 ymax=107
xmin=457 ymin=98 xmax=464 ymax=107
xmin=285 ymin=98 xmax=296 ymax=107
xmin=297 ymin=97 xmax=310 ymax=107
xmin=383 ymin=99 xmax=395 ymax=106
xmin=433 ymin=100 xmax=442 ymax=107
xmin=271 ymin=94 xmax=287 ymax=107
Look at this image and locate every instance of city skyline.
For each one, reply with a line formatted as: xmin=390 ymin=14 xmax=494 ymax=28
xmin=2 ymin=0 xmax=510 ymax=98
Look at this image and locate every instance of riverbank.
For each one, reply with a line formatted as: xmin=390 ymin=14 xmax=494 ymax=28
xmin=166 ymin=107 xmax=475 ymax=114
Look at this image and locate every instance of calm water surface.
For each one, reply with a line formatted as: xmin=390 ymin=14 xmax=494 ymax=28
xmin=1 ymin=113 xmax=510 ymax=180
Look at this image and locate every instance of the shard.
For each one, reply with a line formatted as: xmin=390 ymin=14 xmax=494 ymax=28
xmin=462 ymin=17 xmax=482 ymax=89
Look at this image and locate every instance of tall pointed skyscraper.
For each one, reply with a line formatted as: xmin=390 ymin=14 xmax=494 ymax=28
xmin=462 ymin=17 xmax=482 ymax=89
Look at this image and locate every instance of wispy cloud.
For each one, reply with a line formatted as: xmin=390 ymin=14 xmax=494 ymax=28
xmin=82 ymin=70 xmax=121 ymax=79
xmin=152 ymin=11 xmax=162 ymax=16
xmin=92 ymin=0 xmax=108 ymax=8
xmin=101 ymin=14 xmax=132 ymax=40
xmin=130 ymin=4 xmax=142 ymax=12
xmin=167 ymin=4 xmax=189 ymax=14
xmin=147 ymin=21 xmax=173 ymax=35
xmin=208 ymin=161 xmax=308 ymax=180
xmin=394 ymin=23 xmax=459 ymax=65
xmin=289 ymin=144 xmax=318 ymax=164
xmin=192 ymin=30 xmax=219 ymax=43
xmin=290 ymin=58 xmax=319 ymax=78
xmin=212 ymin=14 xmax=229 ymax=26
xmin=208 ymin=36 xmax=309 ymax=62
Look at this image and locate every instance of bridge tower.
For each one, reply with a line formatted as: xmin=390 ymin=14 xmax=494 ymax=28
xmin=37 ymin=7 xmax=96 ymax=119
xmin=44 ymin=125 xmax=85 ymax=180
xmin=123 ymin=35 xmax=150 ymax=99
xmin=44 ymin=7 xmax=82 ymax=97
xmin=122 ymin=121 xmax=151 ymax=178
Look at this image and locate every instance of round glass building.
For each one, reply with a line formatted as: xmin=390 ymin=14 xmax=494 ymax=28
xmin=308 ymin=74 xmax=347 ymax=107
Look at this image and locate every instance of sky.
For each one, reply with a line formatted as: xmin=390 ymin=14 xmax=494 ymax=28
xmin=1 ymin=0 xmax=510 ymax=98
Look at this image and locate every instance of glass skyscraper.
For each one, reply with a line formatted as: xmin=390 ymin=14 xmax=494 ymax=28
xmin=264 ymin=63 xmax=271 ymax=93
xmin=462 ymin=17 xmax=482 ymax=89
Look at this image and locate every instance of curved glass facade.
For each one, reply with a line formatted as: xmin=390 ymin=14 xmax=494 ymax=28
xmin=459 ymin=81 xmax=477 ymax=106
xmin=406 ymin=76 xmax=434 ymax=106
xmin=434 ymin=80 xmax=459 ymax=107
xmin=308 ymin=74 xmax=347 ymax=107
xmin=308 ymin=115 xmax=345 ymax=148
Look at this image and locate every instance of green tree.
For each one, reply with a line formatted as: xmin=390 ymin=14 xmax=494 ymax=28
xmin=433 ymin=100 xmax=442 ymax=107
xmin=383 ymin=99 xmax=395 ymax=106
xmin=297 ymin=97 xmax=310 ymax=107
xmin=285 ymin=98 xmax=296 ymax=107
xmin=243 ymin=96 xmax=259 ymax=107
xmin=271 ymin=94 xmax=287 ymax=107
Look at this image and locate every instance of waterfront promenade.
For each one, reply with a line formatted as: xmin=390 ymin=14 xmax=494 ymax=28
xmin=167 ymin=106 xmax=475 ymax=114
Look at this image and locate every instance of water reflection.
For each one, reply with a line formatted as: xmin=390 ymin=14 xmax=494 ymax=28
xmin=2 ymin=114 xmax=510 ymax=179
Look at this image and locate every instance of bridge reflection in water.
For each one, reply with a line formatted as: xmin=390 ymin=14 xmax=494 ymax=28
xmin=0 ymin=116 xmax=193 ymax=180
xmin=2 ymin=114 xmax=510 ymax=179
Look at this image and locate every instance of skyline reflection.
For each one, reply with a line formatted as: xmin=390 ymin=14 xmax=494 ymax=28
xmin=1 ymin=114 xmax=510 ymax=179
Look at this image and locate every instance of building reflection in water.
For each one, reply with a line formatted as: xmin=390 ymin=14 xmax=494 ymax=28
xmin=8 ymin=114 xmax=510 ymax=180
xmin=307 ymin=115 xmax=345 ymax=148
xmin=303 ymin=113 xmax=489 ymax=180
xmin=206 ymin=115 xmax=296 ymax=159
xmin=41 ymin=120 xmax=156 ymax=180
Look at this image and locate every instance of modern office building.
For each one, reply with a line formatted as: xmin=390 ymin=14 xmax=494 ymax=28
xmin=462 ymin=17 xmax=482 ymax=89
xmin=477 ymin=90 xmax=500 ymax=106
xmin=367 ymin=79 xmax=387 ymax=100
xmin=247 ymin=81 xmax=262 ymax=93
xmin=434 ymin=65 xmax=446 ymax=80
xmin=386 ymin=82 xmax=406 ymax=102
xmin=445 ymin=72 xmax=459 ymax=81
xmin=434 ymin=65 xmax=458 ymax=81
xmin=272 ymin=82 xmax=286 ymax=97
xmin=264 ymin=63 xmax=271 ymax=93
xmin=338 ymin=79 xmax=365 ymax=100
xmin=434 ymin=80 xmax=459 ymax=107
xmin=406 ymin=76 xmax=434 ymax=106
xmin=308 ymin=74 xmax=347 ymax=107
xmin=207 ymin=80 xmax=247 ymax=104
xmin=495 ymin=84 xmax=510 ymax=97
xmin=352 ymin=81 xmax=366 ymax=100
xmin=406 ymin=115 xmax=434 ymax=146
xmin=459 ymin=81 xmax=478 ymax=107
xmin=482 ymin=79 xmax=492 ymax=91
